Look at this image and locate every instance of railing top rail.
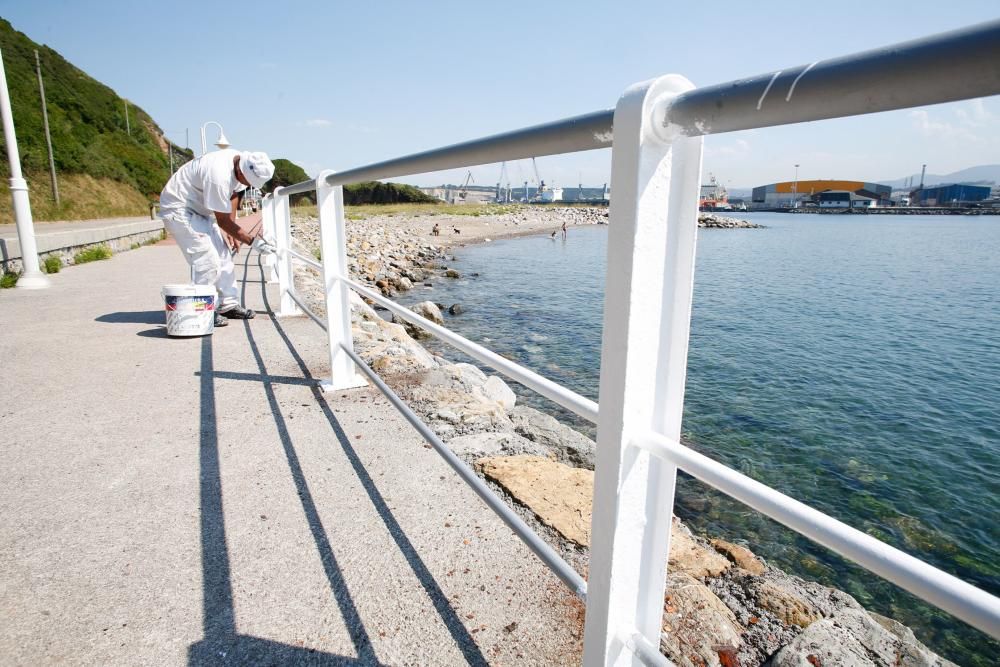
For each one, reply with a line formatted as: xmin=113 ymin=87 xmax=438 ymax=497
xmin=274 ymin=19 xmax=1000 ymax=197
xmin=665 ymin=18 xmax=1000 ymax=136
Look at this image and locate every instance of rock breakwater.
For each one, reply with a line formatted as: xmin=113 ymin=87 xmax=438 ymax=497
xmin=288 ymin=207 xmax=951 ymax=666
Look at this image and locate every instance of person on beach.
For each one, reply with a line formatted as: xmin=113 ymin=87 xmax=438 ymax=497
xmin=561 ymin=220 xmax=567 ymax=239
xmin=159 ymin=149 xmax=276 ymax=327
xmin=432 ymin=223 xmax=440 ymax=236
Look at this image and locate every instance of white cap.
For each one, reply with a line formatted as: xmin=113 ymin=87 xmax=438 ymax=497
xmin=238 ymin=151 xmax=275 ymax=188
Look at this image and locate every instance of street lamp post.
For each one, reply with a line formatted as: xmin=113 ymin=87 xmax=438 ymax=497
xmin=793 ymin=163 xmax=800 ymax=209
xmin=0 ymin=47 xmax=48 ymax=289
xmin=199 ymin=121 xmax=231 ymax=156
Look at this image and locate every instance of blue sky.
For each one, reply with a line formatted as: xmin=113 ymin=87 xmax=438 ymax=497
xmin=1 ymin=0 xmax=998 ymax=190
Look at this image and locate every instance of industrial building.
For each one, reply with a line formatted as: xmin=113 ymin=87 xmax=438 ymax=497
xmin=909 ymin=183 xmax=991 ymax=206
xmin=751 ymin=180 xmax=892 ymax=209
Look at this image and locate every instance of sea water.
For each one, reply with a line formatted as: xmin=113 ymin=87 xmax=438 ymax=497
xmin=402 ymin=212 xmax=999 ymax=664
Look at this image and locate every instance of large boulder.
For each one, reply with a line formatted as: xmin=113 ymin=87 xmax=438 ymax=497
xmin=476 ymin=456 xmax=593 ymax=546
xmin=481 ymin=375 xmax=516 ymax=411
xmin=393 ymin=300 xmax=443 ymax=339
xmin=770 ymin=608 xmax=956 ymax=667
xmin=668 ymin=518 xmax=731 ymax=579
xmin=660 ymin=572 xmax=743 ymax=667
xmin=403 ymin=364 xmax=513 ymax=437
xmin=510 ymin=405 xmax=596 ymax=469
xmin=711 ymin=538 xmax=767 ymax=575
xmin=448 ymin=432 xmax=551 ymax=461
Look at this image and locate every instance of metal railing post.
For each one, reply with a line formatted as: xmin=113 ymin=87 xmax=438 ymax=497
xmin=260 ymin=193 xmax=279 ymax=284
xmin=582 ymin=74 xmax=704 ymax=666
xmin=272 ymin=187 xmax=301 ymax=317
xmin=315 ymin=170 xmax=366 ymax=392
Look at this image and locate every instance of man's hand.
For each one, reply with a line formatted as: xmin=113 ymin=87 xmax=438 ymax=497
xmin=252 ymin=236 xmax=277 ymax=255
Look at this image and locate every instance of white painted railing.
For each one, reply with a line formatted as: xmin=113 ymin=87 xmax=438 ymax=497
xmin=260 ymin=19 xmax=1000 ymax=665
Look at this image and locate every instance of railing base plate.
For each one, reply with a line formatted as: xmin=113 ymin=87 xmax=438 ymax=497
xmin=320 ymin=376 xmax=368 ymax=392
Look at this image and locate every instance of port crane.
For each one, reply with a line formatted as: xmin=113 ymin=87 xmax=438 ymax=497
xmin=495 ymin=162 xmax=511 ymax=203
xmin=531 ymin=157 xmax=546 ymax=201
xmin=458 ymin=171 xmax=475 ymax=200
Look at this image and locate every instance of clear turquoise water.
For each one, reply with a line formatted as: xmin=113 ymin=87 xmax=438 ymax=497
xmin=402 ymin=213 xmax=1000 ymax=664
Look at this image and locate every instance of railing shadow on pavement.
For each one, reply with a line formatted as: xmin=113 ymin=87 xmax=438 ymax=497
xmin=186 ymin=264 xmax=372 ymax=665
xmin=188 ymin=254 xmax=488 ymax=665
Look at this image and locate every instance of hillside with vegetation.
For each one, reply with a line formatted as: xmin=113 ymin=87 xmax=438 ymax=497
xmin=0 ymin=18 xmax=189 ymax=220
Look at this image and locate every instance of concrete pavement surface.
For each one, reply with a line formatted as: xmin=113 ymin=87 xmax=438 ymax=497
xmin=0 ymin=241 xmax=584 ymax=665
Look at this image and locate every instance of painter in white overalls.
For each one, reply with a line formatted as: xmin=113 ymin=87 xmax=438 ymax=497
xmin=159 ymin=150 xmax=275 ymax=323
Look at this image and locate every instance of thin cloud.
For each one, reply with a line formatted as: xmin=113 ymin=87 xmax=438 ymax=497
xmin=705 ymin=138 xmax=750 ymax=158
xmin=909 ymin=100 xmax=993 ymax=142
xmin=304 ymin=119 xmax=333 ymax=128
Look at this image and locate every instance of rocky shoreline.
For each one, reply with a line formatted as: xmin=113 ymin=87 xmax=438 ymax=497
xmin=288 ymin=206 xmax=952 ymax=666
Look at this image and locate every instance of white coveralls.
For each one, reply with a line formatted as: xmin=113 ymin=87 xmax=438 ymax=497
xmin=158 ymin=149 xmax=246 ymax=312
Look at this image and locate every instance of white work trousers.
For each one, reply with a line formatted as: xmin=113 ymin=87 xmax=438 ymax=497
xmin=162 ymin=209 xmax=239 ymax=312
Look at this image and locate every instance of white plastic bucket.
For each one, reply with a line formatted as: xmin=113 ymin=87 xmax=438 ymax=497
xmin=162 ymin=284 xmax=216 ymax=336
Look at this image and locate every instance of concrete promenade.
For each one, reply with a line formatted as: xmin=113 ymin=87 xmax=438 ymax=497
xmin=0 ymin=236 xmax=583 ymax=665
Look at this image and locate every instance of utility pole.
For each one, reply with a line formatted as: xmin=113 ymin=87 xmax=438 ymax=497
xmin=0 ymin=47 xmax=49 ymax=289
xmin=185 ymin=128 xmax=189 ymax=148
xmin=34 ymin=50 xmax=58 ymax=205
xmin=124 ymin=100 xmax=130 ymax=136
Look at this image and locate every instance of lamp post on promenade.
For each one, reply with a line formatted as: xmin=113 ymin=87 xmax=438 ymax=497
xmin=199 ymin=121 xmax=230 ymax=156
xmin=0 ymin=47 xmax=48 ymax=289
xmin=793 ymin=163 xmax=800 ymax=209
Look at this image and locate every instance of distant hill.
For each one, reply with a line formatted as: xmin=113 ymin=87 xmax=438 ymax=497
xmin=0 ymin=19 xmax=192 ymax=197
xmin=881 ymin=164 xmax=1000 ymax=189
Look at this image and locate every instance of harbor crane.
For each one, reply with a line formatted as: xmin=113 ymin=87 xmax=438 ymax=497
xmin=495 ymin=162 xmax=511 ymax=203
xmin=458 ymin=171 xmax=475 ymax=200
xmin=531 ymin=157 xmax=546 ymax=201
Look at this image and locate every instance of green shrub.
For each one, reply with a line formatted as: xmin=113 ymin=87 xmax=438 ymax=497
xmin=73 ymin=244 xmax=112 ymax=264
xmin=42 ymin=256 xmax=61 ymax=273
xmin=343 ymin=181 xmax=440 ymax=205
xmin=0 ymin=272 xmax=19 ymax=288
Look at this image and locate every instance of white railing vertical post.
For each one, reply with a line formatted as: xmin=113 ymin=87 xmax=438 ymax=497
xmin=260 ymin=193 xmax=279 ymax=284
xmin=315 ymin=170 xmax=366 ymax=392
xmin=272 ymin=186 xmax=301 ymax=317
xmin=582 ymin=74 xmax=704 ymax=666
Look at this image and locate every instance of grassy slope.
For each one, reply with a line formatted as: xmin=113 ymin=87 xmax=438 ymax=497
xmin=0 ymin=172 xmax=150 ymax=221
xmin=0 ymin=18 xmax=193 ymax=220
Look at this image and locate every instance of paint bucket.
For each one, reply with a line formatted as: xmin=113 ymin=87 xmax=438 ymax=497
xmin=162 ymin=283 xmax=216 ymax=336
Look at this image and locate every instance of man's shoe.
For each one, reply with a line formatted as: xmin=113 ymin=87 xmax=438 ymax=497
xmin=220 ymin=305 xmax=256 ymax=320
xmin=213 ymin=313 xmax=228 ymax=328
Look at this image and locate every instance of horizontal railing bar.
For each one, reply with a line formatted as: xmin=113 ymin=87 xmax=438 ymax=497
xmin=666 ymin=19 xmax=1000 ymax=136
xmin=342 ymin=275 xmax=599 ymax=423
xmin=624 ymin=631 xmax=673 ymax=667
xmin=340 ymin=343 xmax=588 ymax=600
xmin=323 ymin=110 xmax=613 ymax=188
xmin=277 ymin=180 xmax=317 ymax=197
xmin=633 ymin=431 xmax=1000 ymax=640
xmin=285 ymin=289 xmax=327 ymax=331
xmin=285 ymin=247 xmax=323 ymax=271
